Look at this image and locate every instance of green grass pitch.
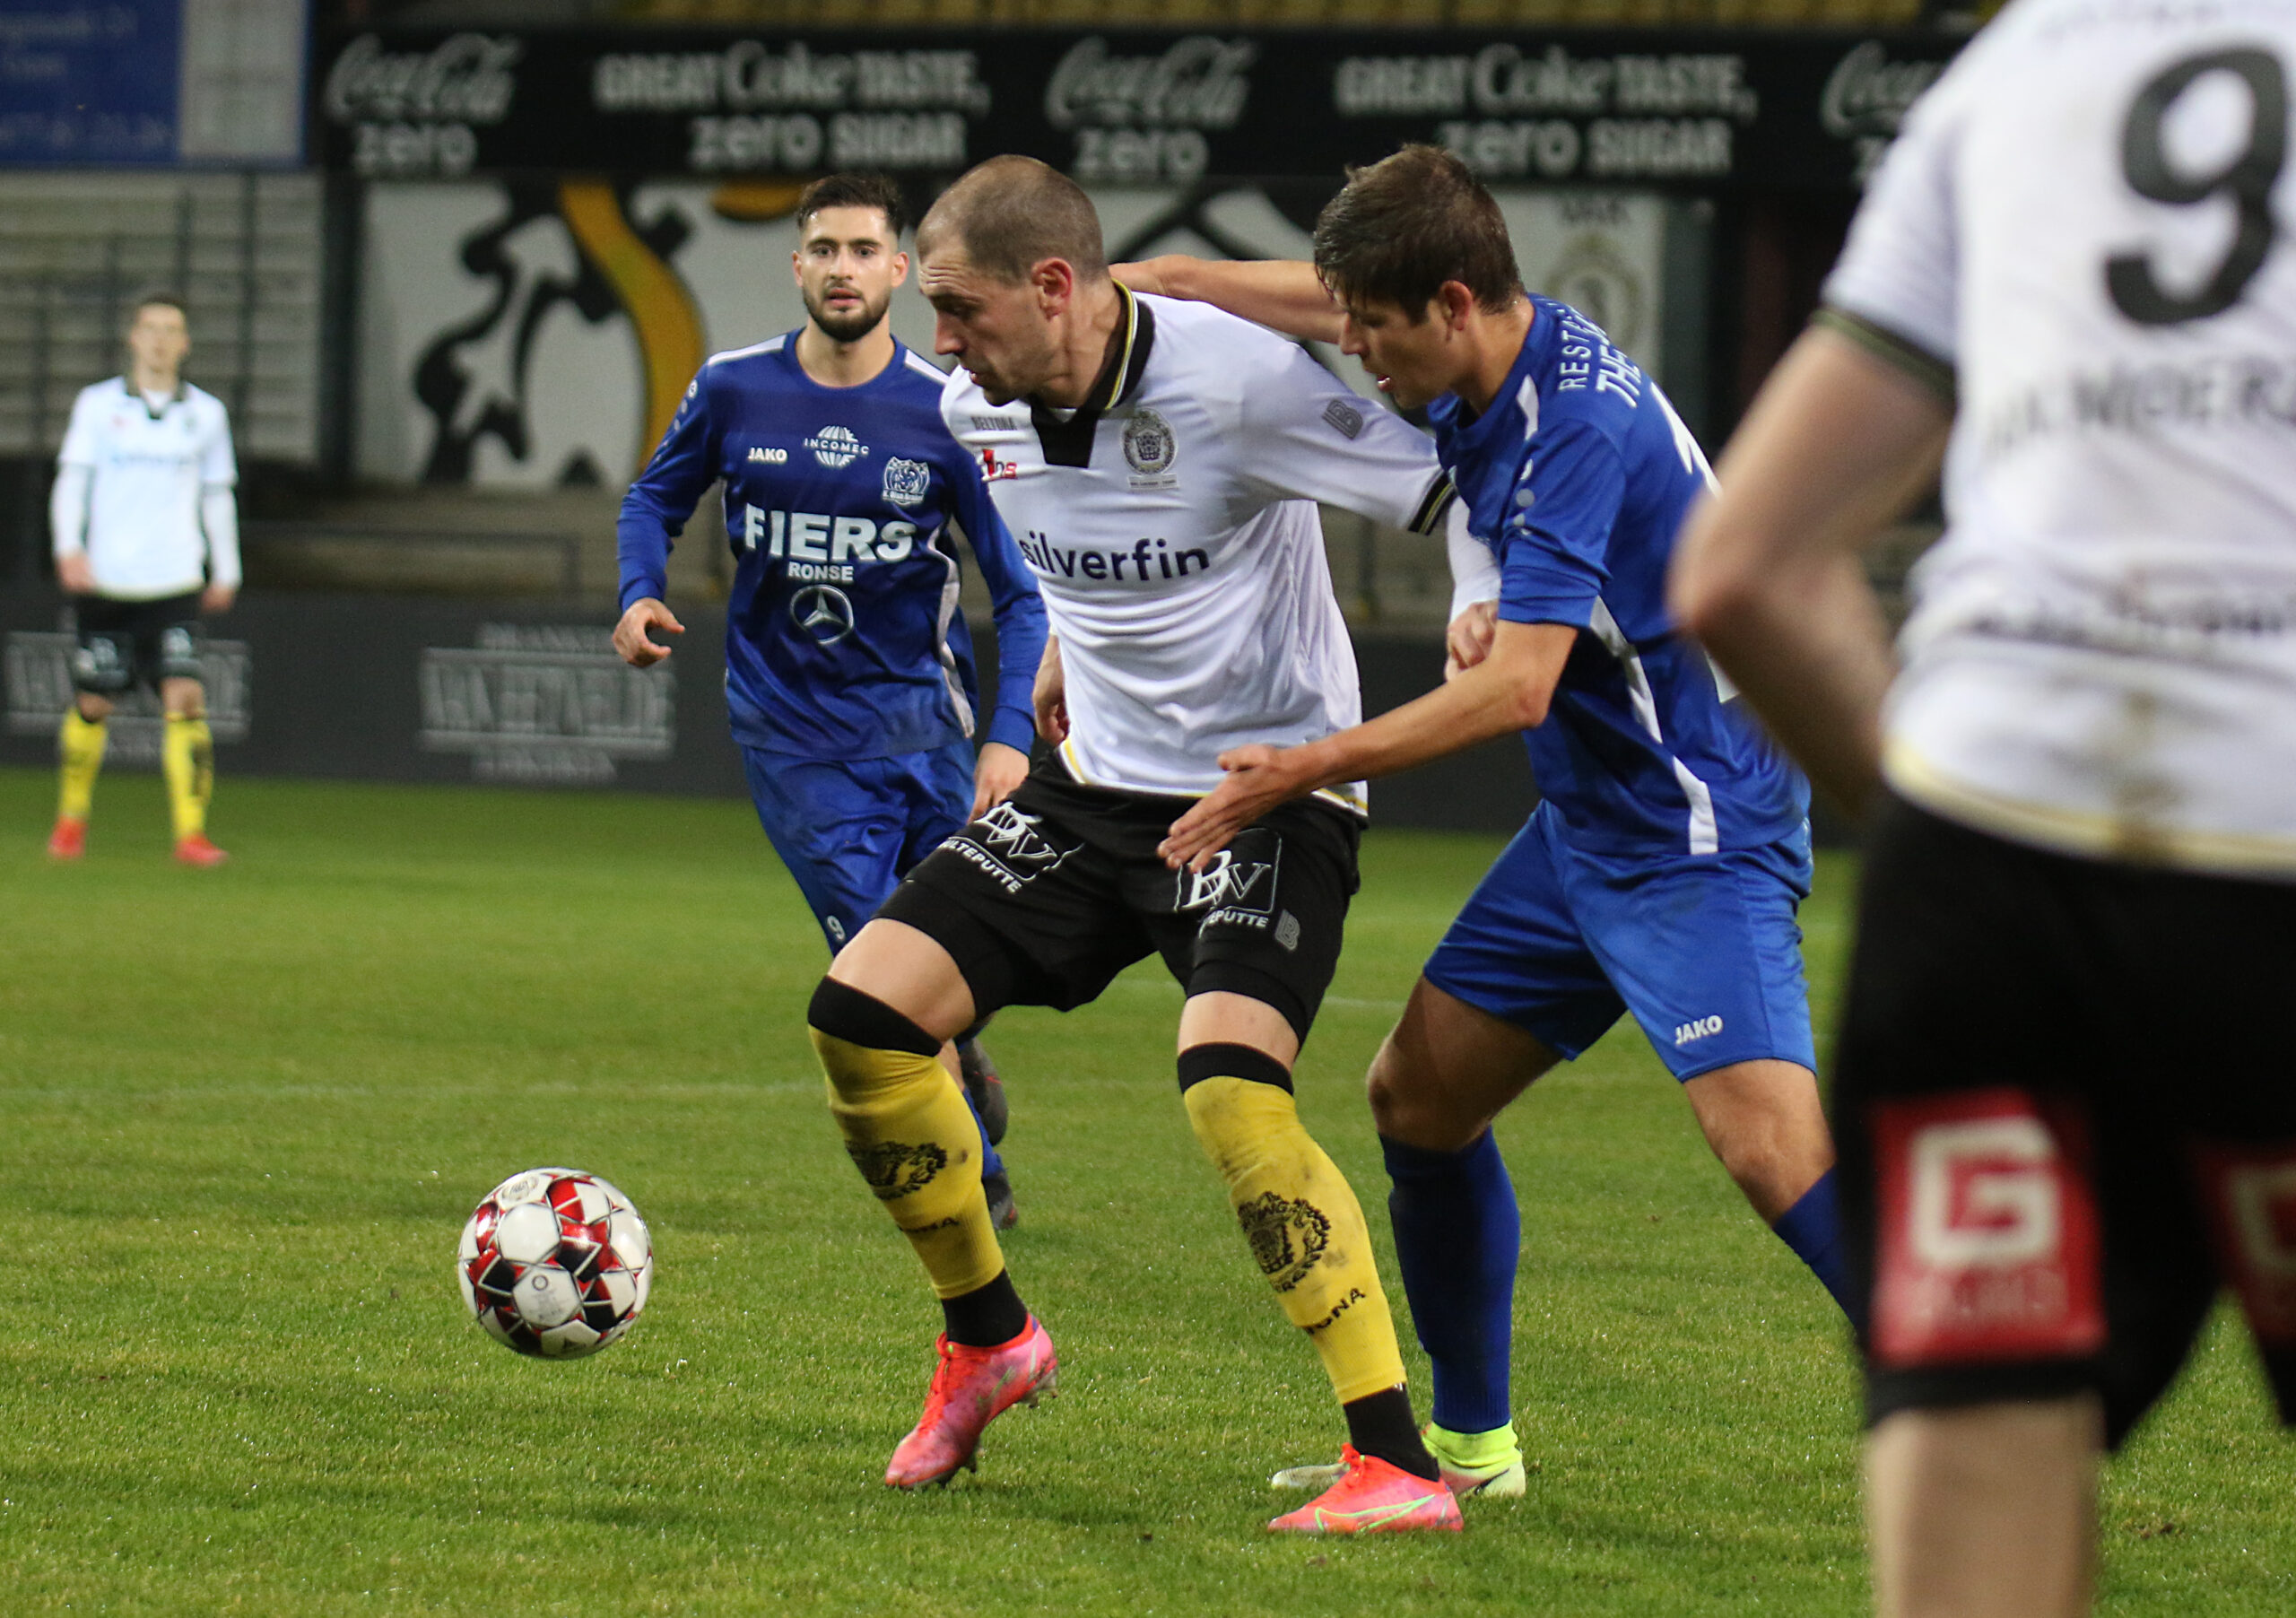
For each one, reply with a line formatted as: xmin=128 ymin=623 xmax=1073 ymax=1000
xmin=3 ymin=765 xmax=2292 ymax=1615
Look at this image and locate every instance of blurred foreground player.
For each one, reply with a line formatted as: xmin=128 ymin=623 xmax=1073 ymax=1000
xmin=1674 ymin=5 xmax=2296 ymax=1613
xmin=615 ymin=173 xmax=1047 ymax=1225
xmin=806 ymin=156 xmax=1464 ymax=1532
xmin=48 ymin=293 xmax=238 ymax=866
xmin=1132 ymin=146 xmax=1845 ymax=1500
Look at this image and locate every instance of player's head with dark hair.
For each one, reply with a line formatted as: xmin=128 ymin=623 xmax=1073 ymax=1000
xmin=1309 ymin=146 xmax=1525 ymax=411
xmin=790 ymin=173 xmax=911 ymax=345
xmin=129 ymin=291 xmax=189 ymax=325
xmin=795 ymin=172 xmax=909 ymax=239
xmin=125 ymin=291 xmax=191 ymax=379
xmin=1312 ymin=145 xmax=1521 ymax=322
xmin=916 ymin=156 xmax=1106 ymax=288
xmin=915 ymin=156 xmax=1112 ymax=406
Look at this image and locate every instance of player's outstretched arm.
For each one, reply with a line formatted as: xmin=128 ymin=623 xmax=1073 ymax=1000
xmin=613 ymin=597 xmax=684 ymax=667
xmin=1670 ymin=326 xmax=1948 ymax=817
xmin=1158 ymin=619 xmax=1578 ymax=869
xmin=1110 ymin=257 xmax=1343 ymax=345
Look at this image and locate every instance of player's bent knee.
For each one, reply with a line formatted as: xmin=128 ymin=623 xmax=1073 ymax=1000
xmin=808 ymin=978 xmax=943 ymax=1103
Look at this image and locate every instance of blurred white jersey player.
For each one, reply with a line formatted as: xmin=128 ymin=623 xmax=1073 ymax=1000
xmin=48 ymin=293 xmax=239 ymax=866
xmin=1674 ymin=0 xmax=2296 ymax=1612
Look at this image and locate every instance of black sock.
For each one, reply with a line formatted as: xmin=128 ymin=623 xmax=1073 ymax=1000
xmin=1343 ymin=1386 xmax=1439 ymax=1481
xmin=941 ymin=1269 xmax=1029 ymax=1348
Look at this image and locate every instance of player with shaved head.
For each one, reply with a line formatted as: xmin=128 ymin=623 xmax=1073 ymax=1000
xmin=804 ymin=154 xmax=1473 ymax=1532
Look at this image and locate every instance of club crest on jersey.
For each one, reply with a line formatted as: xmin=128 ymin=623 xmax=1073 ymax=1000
xmin=789 ymin=583 xmax=856 ymax=646
xmin=805 ymin=425 xmax=867 ymax=468
xmin=1122 ymin=406 xmax=1177 ymax=486
xmin=881 ymin=457 xmax=931 ymax=507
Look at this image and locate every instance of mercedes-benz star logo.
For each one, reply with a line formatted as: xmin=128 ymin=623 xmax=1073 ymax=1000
xmin=791 ymin=584 xmax=857 ymax=646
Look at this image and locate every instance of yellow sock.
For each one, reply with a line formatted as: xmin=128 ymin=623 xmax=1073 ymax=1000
xmin=162 ymin=715 xmax=213 ymax=841
xmin=57 ymin=709 xmax=107 ymax=822
xmin=1185 ymin=1074 xmax=1408 ymax=1405
xmin=812 ymin=1028 xmax=1005 ymax=1299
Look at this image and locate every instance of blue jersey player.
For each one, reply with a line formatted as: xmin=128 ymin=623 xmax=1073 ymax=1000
xmin=615 ymin=174 xmax=1049 ymax=1225
xmin=1127 ymin=145 xmax=1849 ymax=1498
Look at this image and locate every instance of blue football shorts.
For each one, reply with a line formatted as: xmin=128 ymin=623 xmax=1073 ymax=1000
xmin=741 ymin=738 xmax=978 ymax=953
xmin=1422 ymin=801 xmax=1816 ymax=1081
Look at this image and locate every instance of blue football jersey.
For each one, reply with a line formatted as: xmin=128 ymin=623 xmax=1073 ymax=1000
xmin=1430 ymin=297 xmax=1808 ymax=857
xmin=617 ymin=334 xmax=1048 ymax=761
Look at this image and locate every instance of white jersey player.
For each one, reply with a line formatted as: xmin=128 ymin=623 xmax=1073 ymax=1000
xmin=944 ymin=283 xmax=1456 ymax=813
xmin=48 ymin=293 xmax=239 ymax=866
xmin=801 ymin=155 xmax=1466 ymax=1535
xmin=1674 ymin=1 xmax=2296 ymax=1612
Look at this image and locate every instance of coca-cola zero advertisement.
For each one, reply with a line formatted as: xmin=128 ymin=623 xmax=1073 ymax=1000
xmin=315 ymin=28 xmax=1959 ymax=192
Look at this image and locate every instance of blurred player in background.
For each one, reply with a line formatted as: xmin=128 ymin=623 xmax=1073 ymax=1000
xmin=1674 ymin=5 xmax=2296 ymax=1613
xmin=48 ymin=292 xmax=238 ymax=867
xmin=1127 ymin=146 xmax=1848 ymax=1500
xmin=615 ymin=172 xmax=1047 ymax=1228
xmin=806 ymin=155 xmax=1466 ymax=1532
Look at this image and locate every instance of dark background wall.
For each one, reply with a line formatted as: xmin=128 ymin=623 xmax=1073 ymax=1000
xmin=1 ymin=590 xmax=1541 ymax=832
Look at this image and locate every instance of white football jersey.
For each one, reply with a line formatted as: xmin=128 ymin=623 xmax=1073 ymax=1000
xmin=942 ymin=289 xmax=1455 ymax=811
xmin=55 ymin=377 xmax=239 ymax=599
xmin=1826 ymin=0 xmax=2296 ymax=874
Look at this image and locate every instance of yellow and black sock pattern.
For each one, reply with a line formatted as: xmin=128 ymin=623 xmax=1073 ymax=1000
xmin=162 ymin=714 xmax=213 ymax=841
xmin=809 ymin=977 xmax=1004 ymax=1300
xmin=1180 ymin=1044 xmax=1408 ymax=1405
xmin=57 ymin=709 xmax=108 ymax=822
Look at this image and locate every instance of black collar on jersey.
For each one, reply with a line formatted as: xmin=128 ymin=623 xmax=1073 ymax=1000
xmin=126 ymin=377 xmax=189 ymax=420
xmin=1029 ymin=283 xmax=1155 ymax=469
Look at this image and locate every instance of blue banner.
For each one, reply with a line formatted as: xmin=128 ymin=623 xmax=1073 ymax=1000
xmin=0 ymin=1 xmax=183 ymax=164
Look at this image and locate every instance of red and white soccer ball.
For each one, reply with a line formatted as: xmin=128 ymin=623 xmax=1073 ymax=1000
xmin=458 ymin=1168 xmax=653 ymax=1359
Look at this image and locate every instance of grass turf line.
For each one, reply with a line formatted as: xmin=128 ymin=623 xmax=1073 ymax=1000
xmin=1 ymin=767 xmax=2290 ymax=1614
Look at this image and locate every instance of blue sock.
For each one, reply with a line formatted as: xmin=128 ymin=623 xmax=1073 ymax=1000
xmin=1770 ymin=1168 xmax=1851 ymax=1320
xmin=1382 ymin=1130 xmax=1518 ymax=1435
xmin=969 ymin=1091 xmax=1004 ymax=1180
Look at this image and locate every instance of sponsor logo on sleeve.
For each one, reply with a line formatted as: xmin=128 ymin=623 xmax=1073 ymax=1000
xmin=881 ymin=456 xmax=932 ymax=507
xmin=1322 ymin=397 xmax=1364 ymax=439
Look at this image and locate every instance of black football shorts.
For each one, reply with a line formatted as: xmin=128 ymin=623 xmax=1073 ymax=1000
xmin=71 ymin=593 xmax=204 ymax=695
xmin=1837 ymin=794 xmax=2296 ymax=1448
xmin=879 ymin=757 xmax=1361 ymax=1042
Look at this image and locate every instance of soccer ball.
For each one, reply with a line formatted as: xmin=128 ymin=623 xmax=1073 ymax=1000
xmin=458 ymin=1167 xmax=653 ymax=1359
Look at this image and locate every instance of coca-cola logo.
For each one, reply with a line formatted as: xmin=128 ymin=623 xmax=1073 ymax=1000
xmin=1821 ymin=40 xmax=1942 ymax=140
xmin=326 ymin=33 xmax=522 ymax=126
xmin=1045 ymin=36 xmax=1254 ymax=130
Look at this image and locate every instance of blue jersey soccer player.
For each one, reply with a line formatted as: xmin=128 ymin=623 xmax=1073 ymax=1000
xmin=1129 ymin=145 xmax=1850 ymax=1497
xmin=615 ymin=173 xmax=1048 ymax=1222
